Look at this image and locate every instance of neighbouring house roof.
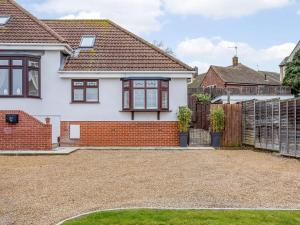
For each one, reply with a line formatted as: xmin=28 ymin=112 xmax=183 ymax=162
xmin=211 ymin=64 xmax=281 ymax=85
xmin=43 ymin=20 xmax=194 ymax=72
xmin=188 ymin=73 xmax=205 ymax=88
xmin=0 ymin=0 xmax=65 ymax=44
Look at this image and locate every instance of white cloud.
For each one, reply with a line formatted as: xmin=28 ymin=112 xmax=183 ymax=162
xmin=297 ymin=9 xmax=300 ymax=15
xmin=60 ymin=11 xmax=102 ymax=20
xmin=163 ymin=0 xmax=292 ymax=19
xmin=34 ymin=0 xmax=163 ymax=34
xmin=176 ymin=37 xmax=295 ymax=73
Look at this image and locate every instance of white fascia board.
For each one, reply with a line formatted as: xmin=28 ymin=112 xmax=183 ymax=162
xmin=58 ymin=71 xmax=194 ymax=79
xmin=0 ymin=43 xmax=73 ymax=54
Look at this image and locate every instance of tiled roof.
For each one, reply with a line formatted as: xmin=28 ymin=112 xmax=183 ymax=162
xmin=211 ymin=64 xmax=281 ymax=85
xmin=0 ymin=0 xmax=65 ymax=44
xmin=188 ymin=73 xmax=205 ymax=88
xmin=43 ymin=20 xmax=194 ymax=72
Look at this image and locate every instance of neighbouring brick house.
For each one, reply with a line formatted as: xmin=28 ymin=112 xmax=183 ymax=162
xmin=192 ymin=56 xmax=293 ymax=103
xmin=0 ymin=0 xmax=195 ymax=150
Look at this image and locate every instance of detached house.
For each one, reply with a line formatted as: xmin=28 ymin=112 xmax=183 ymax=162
xmin=192 ymin=56 xmax=293 ymax=103
xmin=0 ymin=0 xmax=195 ymax=150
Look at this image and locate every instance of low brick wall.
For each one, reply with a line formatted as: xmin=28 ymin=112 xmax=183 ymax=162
xmin=60 ymin=121 xmax=179 ymax=147
xmin=0 ymin=110 xmax=52 ymax=150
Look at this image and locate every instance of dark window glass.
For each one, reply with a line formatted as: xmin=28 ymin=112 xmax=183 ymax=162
xmin=122 ymin=79 xmax=169 ymax=111
xmin=0 ymin=57 xmax=40 ymax=98
xmin=72 ymin=80 xmax=99 ymax=103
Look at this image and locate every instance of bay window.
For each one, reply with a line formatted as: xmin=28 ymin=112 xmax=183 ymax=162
xmin=122 ymin=78 xmax=170 ymax=111
xmin=72 ymin=80 xmax=99 ymax=103
xmin=0 ymin=56 xmax=40 ymax=98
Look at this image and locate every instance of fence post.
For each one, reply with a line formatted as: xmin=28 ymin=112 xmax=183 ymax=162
xmin=253 ymin=100 xmax=256 ymax=147
xmin=295 ymin=98 xmax=297 ymax=156
xmin=287 ymin=100 xmax=289 ymax=155
xmin=279 ymin=99 xmax=281 ymax=153
xmin=271 ymin=100 xmax=274 ymax=150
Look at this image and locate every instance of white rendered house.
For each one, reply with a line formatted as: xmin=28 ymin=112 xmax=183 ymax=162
xmin=0 ymin=0 xmax=195 ymax=149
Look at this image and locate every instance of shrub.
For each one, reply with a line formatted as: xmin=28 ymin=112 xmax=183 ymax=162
xmin=192 ymin=93 xmax=211 ymax=104
xmin=210 ymin=107 xmax=225 ymax=132
xmin=177 ymin=106 xmax=192 ymax=133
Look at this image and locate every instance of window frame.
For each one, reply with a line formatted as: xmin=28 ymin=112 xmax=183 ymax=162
xmin=0 ymin=56 xmax=41 ymax=98
xmin=0 ymin=16 xmax=11 ymax=26
xmin=71 ymin=79 xmax=99 ymax=103
xmin=121 ymin=78 xmax=170 ymax=112
xmin=79 ymin=35 xmax=96 ymax=48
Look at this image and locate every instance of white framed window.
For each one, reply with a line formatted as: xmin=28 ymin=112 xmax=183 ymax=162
xmin=80 ymin=35 xmax=96 ymax=48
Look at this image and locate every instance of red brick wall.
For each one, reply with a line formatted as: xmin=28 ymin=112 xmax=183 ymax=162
xmin=60 ymin=121 xmax=179 ymax=147
xmin=201 ymin=67 xmax=225 ymax=88
xmin=0 ymin=110 xmax=52 ymax=150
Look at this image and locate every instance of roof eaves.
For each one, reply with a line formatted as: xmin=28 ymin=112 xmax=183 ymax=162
xmin=8 ymin=0 xmax=66 ymax=44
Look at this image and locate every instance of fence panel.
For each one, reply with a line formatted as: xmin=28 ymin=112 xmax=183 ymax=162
xmin=211 ymin=104 xmax=242 ymax=147
xmin=242 ymin=100 xmax=255 ymax=146
xmin=241 ymin=97 xmax=300 ymax=157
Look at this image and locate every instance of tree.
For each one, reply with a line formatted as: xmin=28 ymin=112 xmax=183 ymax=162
xmin=152 ymin=40 xmax=175 ymax=56
xmin=283 ymin=50 xmax=300 ymax=94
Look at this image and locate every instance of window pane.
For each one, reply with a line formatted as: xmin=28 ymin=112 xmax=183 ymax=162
xmin=86 ymin=81 xmax=98 ymax=87
xmin=12 ymin=60 xmax=23 ymax=66
xmin=12 ymin=69 xmax=23 ymax=95
xmin=146 ymin=89 xmax=158 ymax=109
xmin=123 ymin=90 xmax=129 ymax=109
xmin=133 ymin=80 xmax=145 ymax=88
xmin=80 ymin=36 xmax=96 ymax=48
xmin=28 ymin=60 xmax=39 ymax=68
xmin=123 ymin=81 xmax=130 ymax=88
xmin=146 ymin=80 xmax=158 ymax=88
xmin=162 ymin=91 xmax=168 ymax=109
xmin=73 ymin=89 xmax=84 ymax=101
xmin=0 ymin=69 xmax=9 ymax=95
xmin=73 ymin=81 xmax=84 ymax=86
xmin=133 ymin=89 xmax=145 ymax=109
xmin=86 ymin=88 xmax=98 ymax=102
xmin=0 ymin=60 xmax=9 ymax=66
xmin=161 ymin=81 xmax=169 ymax=88
xmin=28 ymin=70 xmax=39 ymax=96
xmin=0 ymin=16 xmax=10 ymax=25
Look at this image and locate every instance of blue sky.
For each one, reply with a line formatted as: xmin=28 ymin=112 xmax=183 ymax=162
xmin=17 ymin=0 xmax=300 ymax=73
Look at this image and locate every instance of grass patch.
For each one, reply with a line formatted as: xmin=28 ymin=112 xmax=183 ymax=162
xmin=62 ymin=209 xmax=300 ymax=225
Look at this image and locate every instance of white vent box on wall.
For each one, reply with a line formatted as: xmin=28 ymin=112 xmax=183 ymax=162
xmin=70 ymin=125 xmax=80 ymax=139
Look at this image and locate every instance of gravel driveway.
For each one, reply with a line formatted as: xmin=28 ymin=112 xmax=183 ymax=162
xmin=0 ymin=150 xmax=300 ymax=225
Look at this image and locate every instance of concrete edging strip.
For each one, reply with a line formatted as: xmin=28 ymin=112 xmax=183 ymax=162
xmin=56 ymin=207 xmax=300 ymax=225
xmin=0 ymin=146 xmax=215 ymax=155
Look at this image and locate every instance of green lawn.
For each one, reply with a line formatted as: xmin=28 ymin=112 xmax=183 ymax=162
xmin=62 ymin=209 xmax=300 ymax=225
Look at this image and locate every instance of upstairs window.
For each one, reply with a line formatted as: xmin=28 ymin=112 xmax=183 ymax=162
xmin=0 ymin=16 xmax=11 ymax=26
xmin=0 ymin=56 xmax=40 ymax=98
xmin=122 ymin=79 xmax=169 ymax=111
xmin=80 ymin=35 xmax=96 ymax=48
xmin=72 ymin=80 xmax=99 ymax=103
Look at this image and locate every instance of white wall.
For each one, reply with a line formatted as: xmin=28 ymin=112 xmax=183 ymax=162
xmin=0 ymin=50 xmax=189 ymax=122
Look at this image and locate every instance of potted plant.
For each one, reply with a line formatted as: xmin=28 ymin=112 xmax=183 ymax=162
xmin=177 ymin=106 xmax=192 ymax=147
xmin=210 ymin=107 xmax=225 ymax=148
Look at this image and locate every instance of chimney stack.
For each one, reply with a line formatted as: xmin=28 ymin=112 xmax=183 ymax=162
xmin=232 ymin=56 xmax=239 ymax=66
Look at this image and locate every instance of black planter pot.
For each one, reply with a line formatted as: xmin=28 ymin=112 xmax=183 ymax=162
xmin=179 ymin=132 xmax=188 ymax=147
xmin=211 ymin=132 xmax=222 ymax=148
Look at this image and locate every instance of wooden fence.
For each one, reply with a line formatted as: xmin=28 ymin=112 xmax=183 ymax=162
xmin=242 ymin=98 xmax=300 ymax=157
xmin=190 ymin=102 xmax=242 ymax=147
xmin=211 ymin=104 xmax=242 ymax=147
